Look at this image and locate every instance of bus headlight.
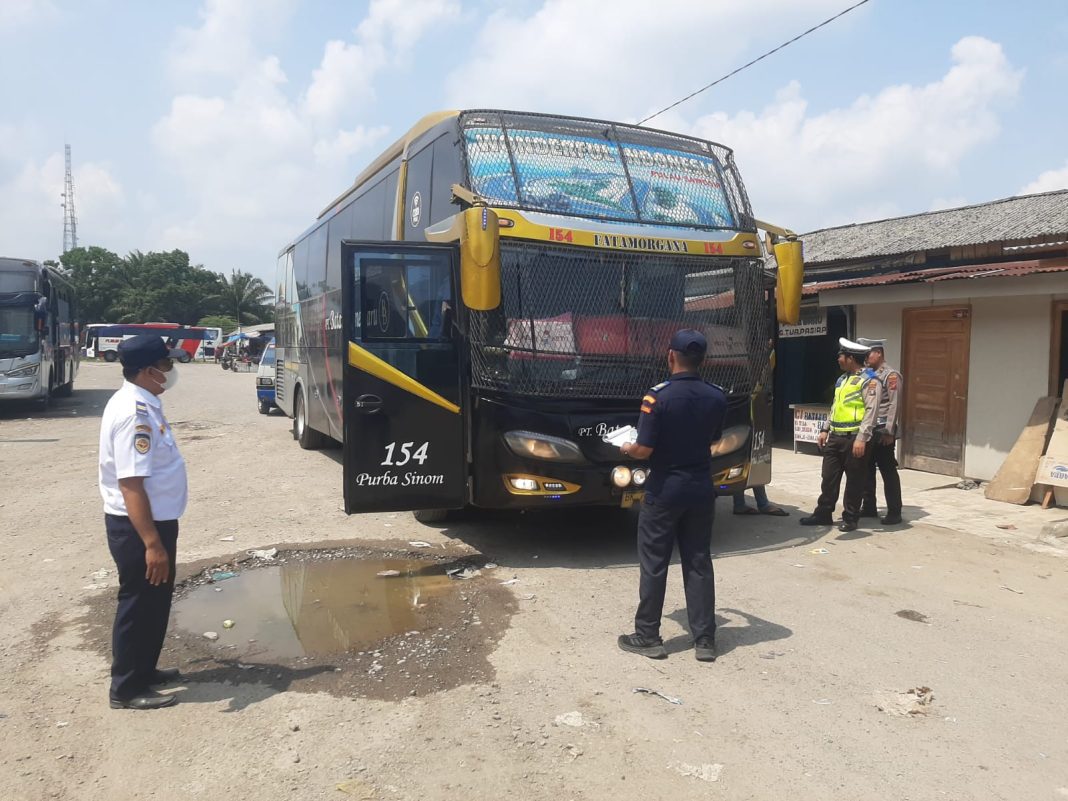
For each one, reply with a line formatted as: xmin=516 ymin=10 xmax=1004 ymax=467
xmin=631 ymin=468 xmax=648 ymax=486
xmin=611 ymin=466 xmax=632 ymax=488
xmin=710 ymin=425 xmax=750 ymax=457
xmin=5 ymin=363 xmax=39 ymax=378
xmin=504 ymin=431 xmax=586 ymax=463
xmin=256 ymin=377 xmax=274 ymax=387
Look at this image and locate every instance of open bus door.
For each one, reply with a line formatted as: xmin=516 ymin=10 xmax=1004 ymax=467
xmin=341 ymin=242 xmax=467 ymax=514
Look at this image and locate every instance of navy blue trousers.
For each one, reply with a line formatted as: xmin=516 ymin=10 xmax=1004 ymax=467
xmin=105 ymin=514 xmax=178 ymax=701
xmin=634 ymin=497 xmax=716 ymax=642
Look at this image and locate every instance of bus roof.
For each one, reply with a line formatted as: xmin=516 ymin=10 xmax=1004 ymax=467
xmin=283 ymin=108 xmax=749 ymax=255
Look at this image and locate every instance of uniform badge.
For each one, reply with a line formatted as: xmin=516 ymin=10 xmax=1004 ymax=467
xmin=134 ymin=433 xmax=151 ymax=454
xmin=888 ymin=374 xmax=899 ymax=391
xmin=640 ymin=394 xmax=657 ymax=414
xmin=135 ymin=401 xmax=149 ymax=417
xmin=135 ymin=424 xmax=152 ymax=433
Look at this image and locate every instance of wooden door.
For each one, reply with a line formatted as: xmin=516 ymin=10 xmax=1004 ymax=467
xmin=902 ymin=306 xmax=971 ymax=475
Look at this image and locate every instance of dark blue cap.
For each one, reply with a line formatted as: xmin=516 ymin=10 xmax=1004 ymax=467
xmin=118 ymin=334 xmax=186 ymax=371
xmin=669 ymin=328 xmax=707 ymax=357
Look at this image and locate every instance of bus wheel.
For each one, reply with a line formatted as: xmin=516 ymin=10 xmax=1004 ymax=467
xmin=103 ymin=351 xmax=117 ymax=363
xmin=413 ymin=509 xmax=449 ymax=524
xmin=258 ymin=398 xmax=271 ymax=415
xmin=54 ymin=380 xmax=73 ymax=398
xmin=177 ymin=352 xmax=191 ymax=363
xmin=293 ymin=389 xmax=324 ymax=450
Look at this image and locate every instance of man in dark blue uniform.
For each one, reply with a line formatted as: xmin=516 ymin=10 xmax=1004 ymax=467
xmin=617 ymin=329 xmax=727 ymax=662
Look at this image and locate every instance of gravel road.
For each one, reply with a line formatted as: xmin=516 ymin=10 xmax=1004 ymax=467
xmin=1 ymin=361 xmax=1066 ymax=801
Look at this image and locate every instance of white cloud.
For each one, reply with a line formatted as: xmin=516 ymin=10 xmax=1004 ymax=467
xmin=169 ymin=0 xmax=296 ymax=84
xmin=0 ymin=148 xmax=125 ymax=262
xmin=0 ymin=0 xmax=57 ymax=33
xmin=686 ymin=37 xmax=1022 ymax=230
xmin=444 ymin=0 xmax=847 ymax=119
xmin=153 ymin=0 xmax=463 ymax=275
xmin=1019 ymin=161 xmax=1068 ymax=195
xmin=303 ymin=0 xmax=460 ymax=122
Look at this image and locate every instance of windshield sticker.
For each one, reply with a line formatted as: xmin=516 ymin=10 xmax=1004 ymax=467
xmin=465 ymin=127 xmax=736 ymax=228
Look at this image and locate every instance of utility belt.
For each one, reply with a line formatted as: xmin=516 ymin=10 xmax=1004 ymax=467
xmin=825 ymin=428 xmax=858 ymax=438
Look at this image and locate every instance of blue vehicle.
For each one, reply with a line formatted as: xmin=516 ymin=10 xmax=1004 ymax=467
xmin=256 ymin=338 xmax=277 ymax=414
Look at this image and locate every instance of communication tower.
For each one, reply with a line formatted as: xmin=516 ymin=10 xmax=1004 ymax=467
xmin=61 ymin=144 xmax=78 ymax=253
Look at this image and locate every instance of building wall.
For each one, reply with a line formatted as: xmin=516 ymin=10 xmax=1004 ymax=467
xmin=853 ymin=293 xmax=1054 ymax=481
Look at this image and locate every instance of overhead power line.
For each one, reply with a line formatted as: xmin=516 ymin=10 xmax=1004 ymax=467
xmin=637 ymin=0 xmax=872 ymax=126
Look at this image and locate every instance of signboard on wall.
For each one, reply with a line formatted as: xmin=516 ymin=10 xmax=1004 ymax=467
xmin=792 ymin=404 xmax=829 ymax=445
xmin=778 ymin=309 xmax=827 ymax=338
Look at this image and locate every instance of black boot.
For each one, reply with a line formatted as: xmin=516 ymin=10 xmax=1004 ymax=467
xmin=799 ymin=514 xmax=833 ymax=526
xmin=838 ymin=521 xmax=858 ymax=532
xmin=881 ymin=513 xmax=903 ymax=525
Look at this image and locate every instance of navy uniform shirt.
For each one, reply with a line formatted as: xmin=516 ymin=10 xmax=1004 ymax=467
xmin=635 ymin=372 xmax=728 ymax=506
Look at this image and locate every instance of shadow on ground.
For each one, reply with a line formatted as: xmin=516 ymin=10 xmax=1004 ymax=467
xmin=0 ymin=387 xmax=113 ymax=423
xmin=433 ymin=497 xmax=825 ymax=570
xmin=166 ymin=659 xmax=339 ymax=713
xmin=664 ymin=606 xmax=793 ymax=657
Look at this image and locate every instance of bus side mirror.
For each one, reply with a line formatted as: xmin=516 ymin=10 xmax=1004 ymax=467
xmin=459 ymin=207 xmax=501 ymax=311
xmin=773 ymin=240 xmax=804 ymax=325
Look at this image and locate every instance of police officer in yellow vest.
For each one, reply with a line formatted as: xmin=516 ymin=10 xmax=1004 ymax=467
xmin=800 ymin=338 xmax=879 ymax=532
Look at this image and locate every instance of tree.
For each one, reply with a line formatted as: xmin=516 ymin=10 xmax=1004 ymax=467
xmin=219 ymin=270 xmax=274 ymax=326
xmin=60 ymin=246 xmax=125 ymax=322
xmin=197 ymin=315 xmax=238 ymax=333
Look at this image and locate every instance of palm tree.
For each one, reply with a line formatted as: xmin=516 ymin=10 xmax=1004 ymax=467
xmin=219 ymin=270 xmax=274 ymax=327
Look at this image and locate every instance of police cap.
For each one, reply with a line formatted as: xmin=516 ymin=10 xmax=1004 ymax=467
xmin=838 ymin=337 xmax=871 ymax=358
xmin=118 ymin=334 xmax=186 ymax=371
xmin=856 ymin=337 xmax=886 ymax=350
xmin=669 ymin=328 xmax=707 ymax=357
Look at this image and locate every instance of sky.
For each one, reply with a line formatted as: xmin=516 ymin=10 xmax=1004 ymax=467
xmin=1 ymin=0 xmax=1067 ymax=284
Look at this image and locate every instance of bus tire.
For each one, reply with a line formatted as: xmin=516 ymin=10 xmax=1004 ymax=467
xmin=103 ymin=351 xmax=117 ymax=363
xmin=258 ymin=398 xmax=271 ymax=415
xmin=177 ymin=352 xmax=191 ymax=363
xmin=293 ymin=389 xmax=325 ymax=450
xmin=55 ymin=380 xmax=73 ymax=398
xmin=413 ymin=509 xmax=449 ymax=524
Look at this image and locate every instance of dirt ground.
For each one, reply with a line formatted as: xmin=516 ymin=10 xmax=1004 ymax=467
xmin=1 ymin=361 xmax=1067 ymax=801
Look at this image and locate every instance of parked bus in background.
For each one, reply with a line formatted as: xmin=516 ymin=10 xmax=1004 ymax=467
xmin=83 ymin=322 xmax=207 ymax=362
xmin=275 ymin=110 xmax=804 ymax=518
xmin=0 ymin=257 xmax=79 ymax=407
xmin=198 ymin=327 xmax=223 ymax=360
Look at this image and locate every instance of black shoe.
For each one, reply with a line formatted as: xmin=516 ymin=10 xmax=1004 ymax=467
xmin=881 ymin=513 xmax=903 ymax=525
xmin=149 ymin=668 xmax=182 ymax=685
xmin=838 ymin=521 xmax=858 ymax=532
xmin=799 ymin=515 xmax=833 ymax=526
xmin=694 ymin=636 xmax=717 ymax=663
xmin=617 ymin=633 xmax=667 ymax=659
xmin=859 ymin=508 xmax=879 ymax=518
xmin=109 ymin=690 xmax=177 ymax=710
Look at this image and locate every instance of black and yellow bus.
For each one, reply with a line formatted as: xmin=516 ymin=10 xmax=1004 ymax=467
xmin=275 ymin=110 xmax=803 ymax=517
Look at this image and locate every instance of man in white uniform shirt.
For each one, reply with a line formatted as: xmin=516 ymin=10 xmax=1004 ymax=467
xmin=99 ymin=334 xmax=188 ymax=710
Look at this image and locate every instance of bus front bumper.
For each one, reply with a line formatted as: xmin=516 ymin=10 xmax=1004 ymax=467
xmin=0 ymin=375 xmax=43 ymax=400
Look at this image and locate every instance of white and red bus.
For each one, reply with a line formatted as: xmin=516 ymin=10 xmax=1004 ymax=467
xmin=82 ymin=322 xmax=211 ymax=362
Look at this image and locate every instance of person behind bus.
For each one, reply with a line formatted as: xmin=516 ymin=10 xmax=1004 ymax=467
xmin=799 ymin=338 xmax=878 ymax=533
xmin=857 ymin=337 xmax=904 ymax=525
xmin=617 ymin=329 xmax=727 ymax=663
xmin=98 ymin=335 xmax=188 ymax=710
xmin=732 ymin=485 xmax=788 ymax=516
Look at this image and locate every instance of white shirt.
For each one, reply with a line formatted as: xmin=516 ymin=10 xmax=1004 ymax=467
xmin=98 ymin=381 xmax=188 ymax=520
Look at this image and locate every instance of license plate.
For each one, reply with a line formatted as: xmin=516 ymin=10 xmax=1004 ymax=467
xmin=620 ymin=490 xmax=644 ymax=509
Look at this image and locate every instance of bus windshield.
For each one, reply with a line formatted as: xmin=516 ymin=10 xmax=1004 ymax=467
xmin=0 ymin=306 xmax=38 ymax=357
xmin=461 ymin=111 xmax=748 ymax=230
xmin=468 ymin=242 xmax=767 ymax=400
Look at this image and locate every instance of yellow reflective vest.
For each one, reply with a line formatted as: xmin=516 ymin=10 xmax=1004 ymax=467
xmin=828 ymin=370 xmax=874 ymax=435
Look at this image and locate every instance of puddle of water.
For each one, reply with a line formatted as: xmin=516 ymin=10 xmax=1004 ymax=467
xmin=174 ymin=557 xmax=454 ymax=660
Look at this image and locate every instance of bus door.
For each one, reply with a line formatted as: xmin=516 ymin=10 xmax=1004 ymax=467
xmin=341 ymin=242 xmax=466 ymax=514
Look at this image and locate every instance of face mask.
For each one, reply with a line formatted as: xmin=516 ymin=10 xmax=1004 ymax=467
xmin=148 ymin=366 xmax=180 ymax=391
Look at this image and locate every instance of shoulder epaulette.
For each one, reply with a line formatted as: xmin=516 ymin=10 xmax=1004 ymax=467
xmin=135 ymin=400 xmax=149 ymax=417
xmin=648 ymin=381 xmax=670 ymax=393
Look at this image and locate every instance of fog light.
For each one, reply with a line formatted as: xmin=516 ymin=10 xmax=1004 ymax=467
xmin=631 ymin=468 xmax=648 ymax=486
xmin=727 ymin=467 xmax=744 ymax=479
xmin=611 ymin=466 xmax=632 ymax=488
xmin=510 ymin=477 xmax=538 ymax=491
